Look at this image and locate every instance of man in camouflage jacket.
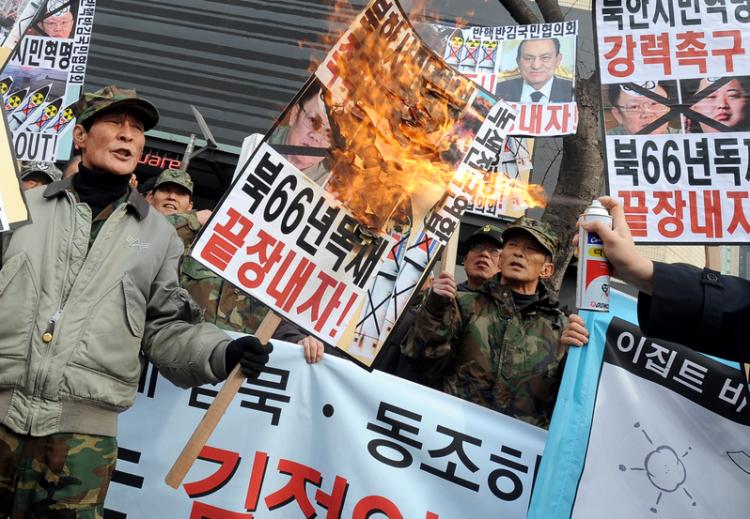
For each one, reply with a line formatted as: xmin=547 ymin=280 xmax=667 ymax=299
xmin=403 ymin=216 xmax=577 ymax=429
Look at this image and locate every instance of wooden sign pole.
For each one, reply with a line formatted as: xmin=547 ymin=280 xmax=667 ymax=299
xmin=165 ymin=311 xmax=283 ymax=489
xmin=440 ymin=227 xmax=460 ymax=275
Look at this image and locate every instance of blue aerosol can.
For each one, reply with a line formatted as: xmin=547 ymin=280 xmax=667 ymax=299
xmin=576 ymin=200 xmax=612 ymax=312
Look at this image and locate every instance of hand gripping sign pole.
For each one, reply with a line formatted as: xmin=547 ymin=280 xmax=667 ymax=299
xmin=165 ymin=311 xmax=282 ymax=489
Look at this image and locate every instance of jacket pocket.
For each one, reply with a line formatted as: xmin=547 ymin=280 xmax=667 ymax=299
xmin=64 ymin=275 xmax=146 ymax=407
xmin=0 ymin=253 xmax=37 ymax=367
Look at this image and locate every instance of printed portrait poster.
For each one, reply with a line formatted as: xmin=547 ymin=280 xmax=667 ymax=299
xmin=439 ymin=21 xmax=579 ymax=137
xmin=2 ymin=0 xmax=97 ymax=162
xmin=191 ymin=0 xmax=520 ymax=366
xmin=528 ymin=299 xmax=750 ymax=518
xmin=597 ymin=0 xmax=750 ymax=243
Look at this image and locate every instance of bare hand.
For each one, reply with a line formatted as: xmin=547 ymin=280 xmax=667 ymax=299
xmin=299 ymin=336 xmax=324 ymax=364
xmin=573 ymin=196 xmax=654 ymax=294
xmin=561 ymin=314 xmax=589 ymax=347
xmin=431 ymin=271 xmax=457 ymax=299
xmin=196 ymin=209 xmax=212 ymax=226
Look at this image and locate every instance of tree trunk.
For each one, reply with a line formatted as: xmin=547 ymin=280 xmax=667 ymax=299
xmin=543 ymin=73 xmax=604 ymax=293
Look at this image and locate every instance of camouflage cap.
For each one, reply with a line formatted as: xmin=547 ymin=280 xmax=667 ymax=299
xmin=75 ymin=85 xmax=159 ymax=130
xmin=466 ymin=224 xmax=503 ymax=248
xmin=20 ymin=161 xmax=63 ymax=183
xmin=502 ymin=216 xmax=559 ymax=260
xmin=155 ymin=168 xmax=194 ymax=195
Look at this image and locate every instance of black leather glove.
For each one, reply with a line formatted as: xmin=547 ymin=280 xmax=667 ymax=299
xmin=225 ymin=335 xmax=273 ymax=380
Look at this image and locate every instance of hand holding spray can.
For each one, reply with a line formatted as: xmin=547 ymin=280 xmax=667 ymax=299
xmin=576 ymin=200 xmax=612 ymax=312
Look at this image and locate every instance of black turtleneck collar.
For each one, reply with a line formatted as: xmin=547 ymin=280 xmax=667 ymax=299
xmin=72 ymin=163 xmax=132 ymax=217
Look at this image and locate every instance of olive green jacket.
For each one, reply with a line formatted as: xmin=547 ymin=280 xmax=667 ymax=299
xmin=0 ymin=179 xmax=231 ymax=437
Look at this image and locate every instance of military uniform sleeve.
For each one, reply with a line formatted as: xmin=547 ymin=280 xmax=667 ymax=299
xmin=142 ymin=230 xmax=232 ymax=387
xmin=401 ymin=289 xmax=463 ymax=385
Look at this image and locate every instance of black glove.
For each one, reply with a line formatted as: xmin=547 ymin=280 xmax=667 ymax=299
xmin=225 ymin=335 xmax=273 ymax=380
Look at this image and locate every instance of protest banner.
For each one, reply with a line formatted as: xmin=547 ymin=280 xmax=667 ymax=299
xmin=191 ymin=0 xmax=520 ymax=367
xmin=528 ymin=291 xmax=750 ymax=518
xmin=2 ymin=0 xmax=96 ymax=162
xmin=108 ymin=339 xmax=546 ymax=518
xmin=597 ymin=1 xmax=750 ymax=243
xmin=438 ymin=21 xmax=579 ymax=137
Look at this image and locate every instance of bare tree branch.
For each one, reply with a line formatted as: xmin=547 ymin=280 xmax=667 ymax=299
xmin=496 ymin=0 xmax=540 ymax=25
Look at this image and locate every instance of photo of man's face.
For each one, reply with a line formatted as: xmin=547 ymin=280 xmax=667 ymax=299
xmin=611 ymin=84 xmax=670 ymax=134
xmin=691 ymin=78 xmax=748 ymax=133
xmin=517 ymin=39 xmax=562 ymax=90
xmin=41 ymin=11 xmax=74 ymax=38
xmin=286 ymin=93 xmax=331 ymax=172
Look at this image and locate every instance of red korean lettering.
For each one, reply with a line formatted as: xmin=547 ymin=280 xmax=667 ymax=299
xmin=295 ymin=272 xmax=346 ymax=333
xmin=640 ymin=33 xmax=671 ymax=75
xmin=244 ymin=451 xmax=270 ymax=511
xmin=712 ymin=30 xmax=744 ymax=73
xmin=619 ymin=191 xmax=648 ymax=238
xmin=183 ymin=445 xmax=241 ymax=498
xmin=352 ymin=495 xmax=403 ymax=519
xmin=689 ymin=190 xmax=723 ymax=238
xmin=603 ymin=35 xmax=636 ymax=77
xmin=653 ymin=191 xmax=686 ymax=239
xmin=675 ymin=31 xmax=708 ymax=73
xmin=189 ymin=502 xmax=252 ymax=519
xmin=266 ymin=254 xmax=316 ymax=312
xmin=314 ymin=475 xmax=349 ymax=519
xmin=200 ymin=208 xmax=254 ymax=271
xmin=264 ymin=459 xmax=321 ymax=518
xmin=238 ymin=230 xmax=285 ymax=289
xmin=726 ymin=191 xmax=750 ymax=234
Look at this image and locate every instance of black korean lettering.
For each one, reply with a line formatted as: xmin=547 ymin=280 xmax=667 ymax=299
xmin=641 ymin=140 xmax=660 ymax=184
xmin=280 ymin=187 xmax=314 ymax=234
xmin=488 ymin=445 xmax=529 ymax=501
xmin=714 ymin=138 xmax=742 ymax=186
xmin=613 ymin=139 xmax=639 ymax=185
xmin=296 ymin=196 xmax=340 ymax=255
xmin=602 ymin=0 xmax=626 ymax=29
xmin=424 ymin=211 xmax=457 ymax=243
xmin=345 ymin=236 xmax=388 ymax=289
xmin=264 ymin=175 xmax=297 ymax=223
xmin=676 ymin=0 xmax=702 ymax=24
xmin=242 ymin=152 xmax=283 ymax=213
xmin=474 ymin=127 xmax=506 ymax=157
xmin=464 ymin=146 xmax=497 ymax=172
xmin=136 ymin=360 xmax=159 ymax=399
xmin=326 ymin=214 xmax=358 ymax=271
xmin=685 ymin=138 xmax=711 ymax=186
xmin=731 ymin=0 xmax=750 ymax=22
xmin=239 ymin=367 xmax=292 ymax=426
xmin=705 ymin=0 xmax=729 ymax=23
xmin=366 ymin=402 xmax=423 ymax=469
xmin=419 ymin=425 xmax=482 ymax=492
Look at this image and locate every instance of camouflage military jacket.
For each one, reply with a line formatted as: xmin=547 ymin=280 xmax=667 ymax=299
xmin=167 ymin=212 xmax=269 ymax=334
xmin=403 ymin=282 xmax=568 ymax=429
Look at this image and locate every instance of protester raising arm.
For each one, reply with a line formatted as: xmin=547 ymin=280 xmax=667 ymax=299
xmin=577 ymin=196 xmax=749 ymax=362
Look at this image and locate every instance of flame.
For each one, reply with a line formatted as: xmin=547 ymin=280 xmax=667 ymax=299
xmin=315 ymin=0 xmax=546 ymax=235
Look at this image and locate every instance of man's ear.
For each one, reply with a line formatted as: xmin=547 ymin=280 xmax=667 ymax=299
xmin=539 ymin=261 xmax=555 ymax=280
xmin=554 ymin=53 xmax=563 ymax=69
xmin=188 ymin=199 xmax=194 ymax=211
xmin=72 ymin=124 xmax=87 ymax=149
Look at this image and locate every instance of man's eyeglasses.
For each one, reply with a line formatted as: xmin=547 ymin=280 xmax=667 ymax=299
xmin=468 ymin=243 xmax=501 ymax=257
xmin=299 ymin=105 xmax=332 ymax=143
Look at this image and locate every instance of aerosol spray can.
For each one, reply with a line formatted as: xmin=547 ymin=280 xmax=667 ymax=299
xmin=576 ymin=200 xmax=612 ymax=312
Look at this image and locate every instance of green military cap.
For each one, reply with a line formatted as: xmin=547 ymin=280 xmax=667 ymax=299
xmin=502 ymin=216 xmax=559 ymax=260
xmin=75 ymin=85 xmax=159 ymax=130
xmin=466 ymin=224 xmax=503 ymax=248
xmin=155 ymin=168 xmax=194 ymax=195
xmin=20 ymin=161 xmax=63 ymax=183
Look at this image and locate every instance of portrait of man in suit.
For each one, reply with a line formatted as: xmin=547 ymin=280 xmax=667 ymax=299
xmin=495 ymin=38 xmax=574 ymax=104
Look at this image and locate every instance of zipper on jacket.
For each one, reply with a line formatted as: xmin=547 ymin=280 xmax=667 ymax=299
xmin=42 ymin=309 xmax=63 ymax=343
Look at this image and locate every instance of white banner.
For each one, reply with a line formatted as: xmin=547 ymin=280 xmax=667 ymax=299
xmin=105 ymin=340 xmax=546 ymax=518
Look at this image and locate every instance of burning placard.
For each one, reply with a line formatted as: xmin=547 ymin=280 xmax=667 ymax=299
xmin=192 ymin=0 xmax=523 ymax=364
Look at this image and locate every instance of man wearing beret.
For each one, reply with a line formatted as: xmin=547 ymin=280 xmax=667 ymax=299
xmin=458 ymin=224 xmax=503 ymax=292
xmin=404 ymin=216 xmax=579 ymax=429
xmin=0 ymin=85 xmax=271 ymax=516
